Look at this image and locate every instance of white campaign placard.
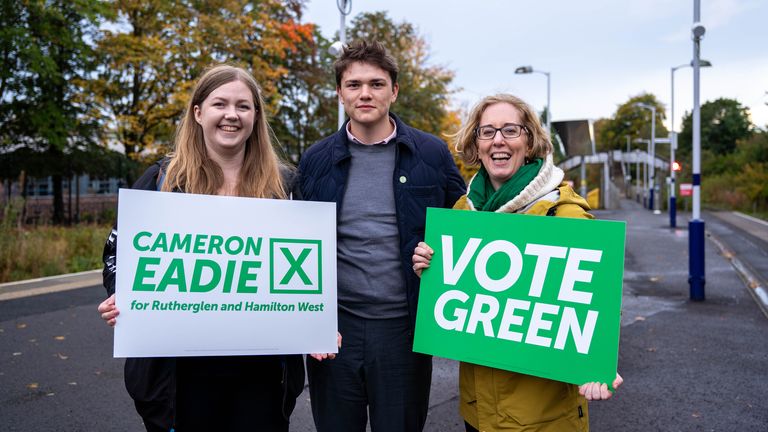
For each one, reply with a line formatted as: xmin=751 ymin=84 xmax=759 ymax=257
xmin=114 ymin=189 xmax=337 ymax=357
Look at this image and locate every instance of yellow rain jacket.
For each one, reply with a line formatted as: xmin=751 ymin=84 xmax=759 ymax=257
xmin=455 ymin=177 xmax=594 ymax=432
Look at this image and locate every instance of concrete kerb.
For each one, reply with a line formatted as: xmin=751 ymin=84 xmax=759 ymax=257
xmin=0 ymin=269 xmax=102 ymax=301
xmin=706 ymin=229 xmax=768 ymax=319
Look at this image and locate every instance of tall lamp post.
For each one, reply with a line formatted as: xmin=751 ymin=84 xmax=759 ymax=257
xmin=670 ymin=59 xmax=711 ymax=228
xmin=635 ymin=103 xmax=657 ymax=212
xmin=514 ymin=66 xmax=563 ymax=155
xmin=690 ymin=0 xmax=706 ymax=301
xmin=625 ymin=135 xmax=632 ymax=197
xmin=333 ymin=0 xmax=352 ymax=130
xmin=634 ymin=138 xmax=650 ymax=206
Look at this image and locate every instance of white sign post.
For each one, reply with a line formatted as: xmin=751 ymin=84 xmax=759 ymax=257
xmin=114 ymin=189 xmax=337 ymax=357
xmin=679 ymin=183 xmax=693 ymax=197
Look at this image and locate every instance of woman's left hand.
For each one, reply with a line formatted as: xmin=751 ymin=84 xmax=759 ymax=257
xmin=412 ymin=241 xmax=434 ymax=278
xmin=579 ymin=372 xmax=623 ymax=400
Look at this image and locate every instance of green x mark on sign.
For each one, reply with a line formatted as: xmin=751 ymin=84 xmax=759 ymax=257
xmin=270 ymin=239 xmax=322 ymax=294
xmin=279 ymin=247 xmax=312 ymax=285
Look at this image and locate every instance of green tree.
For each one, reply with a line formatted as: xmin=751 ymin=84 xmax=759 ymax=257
xmin=735 ymin=162 xmax=768 ymax=212
xmin=733 ymin=130 xmax=768 ymax=166
xmin=346 ymin=11 xmax=455 ymax=137
xmin=0 ymin=0 xmax=105 ymax=224
xmin=271 ymin=26 xmax=337 ymax=162
xmin=538 ymin=107 xmax=567 ymax=161
xmin=678 ymin=97 xmax=753 ymax=157
xmin=676 ymin=105 xmax=764 ymax=214
xmin=730 ymin=131 xmax=768 ymax=213
xmin=596 ymin=93 xmax=667 ymax=152
xmin=0 ymin=1 xmax=24 ymax=139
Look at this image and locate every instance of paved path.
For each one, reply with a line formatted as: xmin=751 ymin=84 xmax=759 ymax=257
xmin=587 ymin=199 xmax=767 ymax=431
xmin=1 ymin=199 xmax=766 ymax=431
xmin=0 ymin=270 xmax=101 ymax=302
xmin=706 ymin=210 xmax=768 ymax=317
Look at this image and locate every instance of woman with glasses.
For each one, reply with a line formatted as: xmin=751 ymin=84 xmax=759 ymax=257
xmin=412 ymin=94 xmax=622 ymax=431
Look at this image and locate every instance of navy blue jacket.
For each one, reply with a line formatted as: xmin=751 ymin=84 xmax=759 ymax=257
xmin=298 ymin=113 xmax=466 ymax=330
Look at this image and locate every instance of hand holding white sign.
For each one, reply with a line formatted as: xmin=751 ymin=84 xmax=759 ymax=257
xmin=97 ymin=294 xmax=119 ymax=327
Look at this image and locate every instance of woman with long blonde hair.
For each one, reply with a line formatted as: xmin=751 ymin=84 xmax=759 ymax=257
xmin=97 ymin=64 xmax=303 ymax=432
xmin=161 ymin=64 xmax=287 ymax=199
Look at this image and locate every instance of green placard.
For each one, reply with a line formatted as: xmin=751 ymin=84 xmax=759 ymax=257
xmin=413 ymin=208 xmax=625 ymax=387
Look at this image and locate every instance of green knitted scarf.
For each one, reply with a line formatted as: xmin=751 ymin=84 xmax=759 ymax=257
xmin=467 ymin=158 xmax=543 ymax=212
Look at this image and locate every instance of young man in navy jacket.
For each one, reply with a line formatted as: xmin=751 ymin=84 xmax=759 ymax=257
xmin=298 ymin=40 xmax=466 ymax=432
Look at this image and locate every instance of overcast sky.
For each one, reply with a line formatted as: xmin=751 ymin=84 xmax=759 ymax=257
xmin=302 ymin=0 xmax=768 ymax=132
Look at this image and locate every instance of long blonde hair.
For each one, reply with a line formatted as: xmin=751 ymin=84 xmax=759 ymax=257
xmin=452 ymin=94 xmax=552 ymax=167
xmin=161 ymin=64 xmax=286 ymax=199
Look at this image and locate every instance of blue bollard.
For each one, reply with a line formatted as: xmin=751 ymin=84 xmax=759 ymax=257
xmin=689 ymin=219 xmax=705 ymax=300
xmin=670 ymin=196 xmax=677 ymax=228
xmin=649 ymin=188 xmax=655 ymax=210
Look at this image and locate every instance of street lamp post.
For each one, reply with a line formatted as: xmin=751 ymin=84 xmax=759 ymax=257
xmin=690 ymin=0 xmax=706 ymax=301
xmin=635 ymin=103 xmax=657 ymax=212
xmin=625 ymin=135 xmax=632 ymax=197
xmin=334 ymin=0 xmax=352 ymax=130
xmin=670 ymin=65 xmax=683 ymax=228
xmin=635 ymin=148 xmax=641 ymax=202
xmin=634 ymin=138 xmax=651 ymax=206
xmin=670 ymin=59 xmax=711 ymax=228
xmin=514 ymin=66 xmax=563 ymax=154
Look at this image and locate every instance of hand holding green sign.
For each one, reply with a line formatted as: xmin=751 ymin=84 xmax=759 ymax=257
xmin=413 ymin=208 xmax=625 ymax=388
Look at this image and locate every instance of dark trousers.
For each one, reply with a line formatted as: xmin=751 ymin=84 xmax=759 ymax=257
xmin=174 ymin=356 xmax=289 ymax=432
xmin=307 ymin=310 xmax=432 ymax=432
xmin=134 ymin=399 xmax=172 ymax=432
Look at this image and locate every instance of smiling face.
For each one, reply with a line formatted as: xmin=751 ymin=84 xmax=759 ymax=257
xmin=477 ymin=102 xmax=529 ymax=190
xmin=337 ymin=61 xmax=399 ymax=132
xmin=193 ymin=79 xmax=255 ymax=156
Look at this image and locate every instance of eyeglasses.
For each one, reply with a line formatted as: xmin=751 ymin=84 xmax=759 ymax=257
xmin=475 ymin=123 xmax=527 ymax=140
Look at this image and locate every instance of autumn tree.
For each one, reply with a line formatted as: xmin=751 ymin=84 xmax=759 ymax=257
xmin=87 ymin=0 xmax=314 ymax=165
xmin=441 ymin=107 xmax=479 ymax=183
xmin=85 ymin=1 xmax=189 ymax=162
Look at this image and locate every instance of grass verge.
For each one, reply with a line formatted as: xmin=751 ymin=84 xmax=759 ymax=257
xmin=0 ymin=223 xmax=110 ymax=283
